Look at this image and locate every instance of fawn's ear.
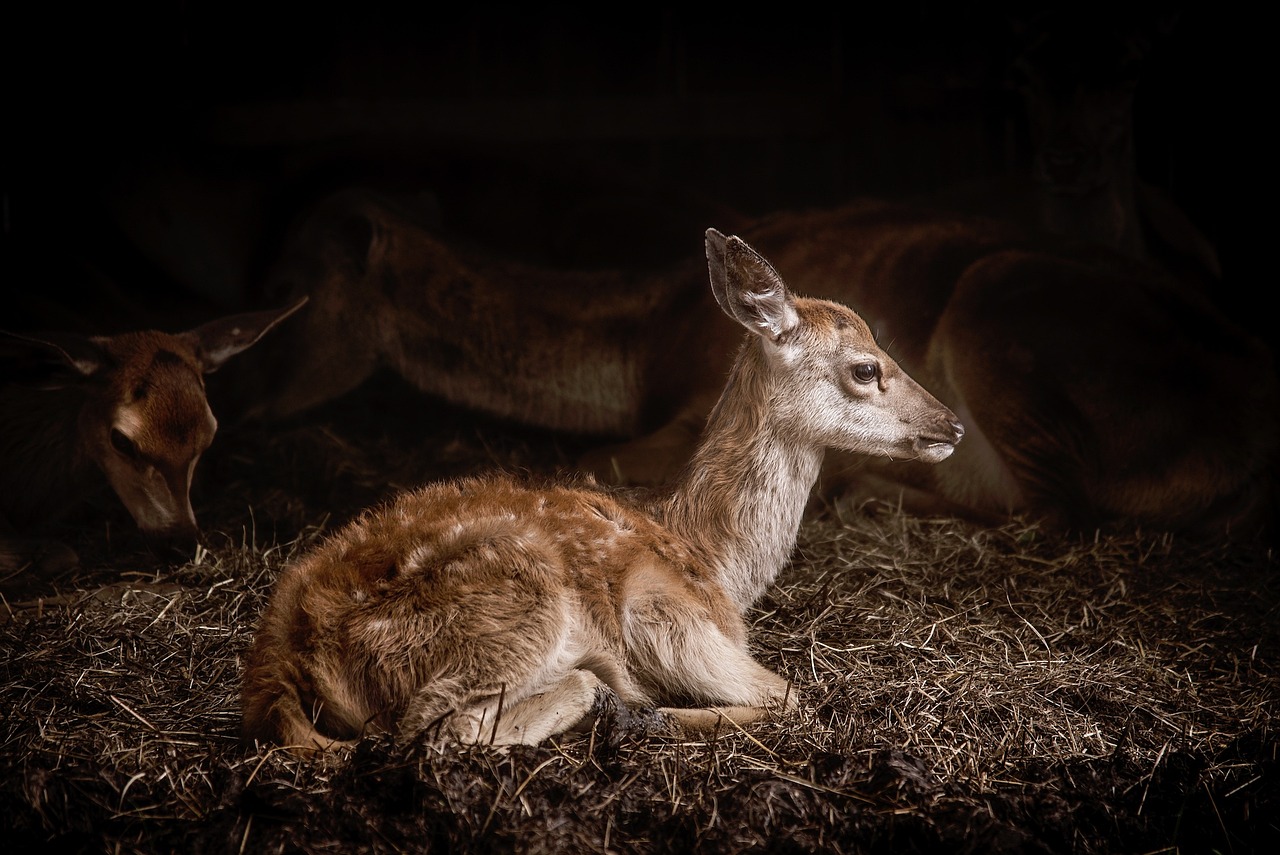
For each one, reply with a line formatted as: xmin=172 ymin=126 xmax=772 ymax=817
xmin=183 ymin=296 xmax=309 ymax=373
xmin=0 ymin=330 xmax=110 ymax=388
xmin=705 ymin=229 xmax=798 ymax=341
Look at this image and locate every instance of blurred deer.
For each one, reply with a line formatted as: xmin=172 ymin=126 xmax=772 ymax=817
xmin=240 ymin=228 xmax=963 ymax=753
xmin=933 ymin=11 xmax=1221 ymax=286
xmin=0 ymin=298 xmax=307 ymax=580
xmin=228 ymin=187 xmax=1278 ymax=540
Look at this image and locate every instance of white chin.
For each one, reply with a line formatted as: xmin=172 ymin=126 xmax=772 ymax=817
xmin=918 ymin=443 xmax=956 ymax=463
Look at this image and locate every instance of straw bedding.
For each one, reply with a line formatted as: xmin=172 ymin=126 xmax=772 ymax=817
xmin=2 ymin=373 xmax=1275 ymax=854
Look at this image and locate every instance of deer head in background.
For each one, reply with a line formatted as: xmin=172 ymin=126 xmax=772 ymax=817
xmin=0 ymin=298 xmax=308 ymax=581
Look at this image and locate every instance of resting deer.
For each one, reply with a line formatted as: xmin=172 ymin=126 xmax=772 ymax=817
xmin=224 ymin=187 xmax=1278 ymax=540
xmin=0 ymin=298 xmax=307 ymax=580
xmin=930 ymin=11 xmax=1222 ymax=286
xmin=240 ymin=229 xmax=963 ymax=753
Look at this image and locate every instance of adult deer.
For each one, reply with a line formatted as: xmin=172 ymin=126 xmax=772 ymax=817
xmin=931 ymin=11 xmax=1222 ymax=286
xmin=0 ymin=298 xmax=308 ymax=581
xmin=240 ymin=228 xmax=962 ymax=753
xmin=226 ymin=187 xmax=1278 ymax=541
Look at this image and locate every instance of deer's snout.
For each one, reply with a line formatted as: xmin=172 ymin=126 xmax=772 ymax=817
xmin=1036 ymin=144 xmax=1105 ymax=195
xmin=914 ymin=416 xmax=964 ymax=463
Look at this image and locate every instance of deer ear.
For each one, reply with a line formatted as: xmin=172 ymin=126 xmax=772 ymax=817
xmin=0 ymin=330 xmax=109 ymax=388
xmin=705 ymin=229 xmax=798 ymax=341
xmin=183 ymin=297 xmax=309 ymax=373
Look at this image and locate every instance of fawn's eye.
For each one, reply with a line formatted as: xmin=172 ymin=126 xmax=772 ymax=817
xmin=852 ymin=363 xmax=879 ymax=384
xmin=110 ymin=428 xmax=140 ymax=460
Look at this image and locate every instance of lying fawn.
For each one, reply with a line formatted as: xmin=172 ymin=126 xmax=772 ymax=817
xmin=240 ymin=229 xmax=963 ymax=753
xmin=0 ymin=298 xmax=307 ymax=580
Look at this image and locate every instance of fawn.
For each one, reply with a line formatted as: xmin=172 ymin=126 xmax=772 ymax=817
xmin=0 ymin=298 xmax=307 ymax=580
xmin=240 ymin=229 xmax=963 ymax=753
xmin=234 ymin=187 xmax=1277 ymax=539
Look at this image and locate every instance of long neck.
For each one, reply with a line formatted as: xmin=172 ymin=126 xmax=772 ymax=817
xmin=657 ymin=339 xmax=824 ymax=613
xmin=1038 ymin=172 xmax=1146 ymax=261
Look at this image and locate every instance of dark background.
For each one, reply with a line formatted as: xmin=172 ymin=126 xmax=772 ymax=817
xmin=1 ymin=4 xmax=1259 ymax=352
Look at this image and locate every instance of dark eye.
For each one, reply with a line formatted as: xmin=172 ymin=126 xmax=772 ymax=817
xmin=852 ymin=363 xmax=879 ymax=384
xmin=110 ymin=428 xmax=140 ymax=460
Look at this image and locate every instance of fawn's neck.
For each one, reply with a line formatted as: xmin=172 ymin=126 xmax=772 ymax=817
xmin=658 ymin=339 xmax=823 ymax=613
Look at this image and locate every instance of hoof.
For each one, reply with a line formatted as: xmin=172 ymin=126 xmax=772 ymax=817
xmin=586 ymin=686 xmax=671 ymax=746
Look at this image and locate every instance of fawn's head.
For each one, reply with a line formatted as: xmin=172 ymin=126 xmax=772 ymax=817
xmin=3 ymin=299 xmax=307 ymax=549
xmin=706 ymin=228 xmax=963 ymax=463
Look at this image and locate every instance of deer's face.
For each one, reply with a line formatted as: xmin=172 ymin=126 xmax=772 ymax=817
xmin=1011 ymin=25 xmax=1142 ymax=199
xmin=1025 ymin=84 xmax=1133 ymax=196
xmin=85 ymin=334 xmax=216 ymax=546
xmin=776 ymin=299 xmax=963 ymax=463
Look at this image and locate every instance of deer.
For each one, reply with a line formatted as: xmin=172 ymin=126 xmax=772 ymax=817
xmin=0 ymin=298 xmax=308 ymax=582
xmin=239 ymin=228 xmax=964 ymax=754
xmin=928 ymin=11 xmax=1222 ymax=288
xmin=219 ymin=185 xmax=1278 ymax=542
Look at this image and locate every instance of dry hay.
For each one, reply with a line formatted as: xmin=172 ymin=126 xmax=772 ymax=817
xmin=1 ymin=374 xmax=1276 ymax=854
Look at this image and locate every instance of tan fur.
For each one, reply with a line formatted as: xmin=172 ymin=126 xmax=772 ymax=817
xmin=742 ymin=208 xmax=1277 ymax=536
xmin=0 ymin=299 xmax=307 ymax=577
xmin=238 ymin=187 xmax=1277 ymax=539
xmin=240 ymin=229 xmax=963 ymax=755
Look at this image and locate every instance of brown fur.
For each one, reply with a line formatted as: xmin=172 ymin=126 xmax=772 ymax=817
xmin=235 ymin=187 xmax=1278 ymax=540
xmin=0 ymin=299 xmax=306 ymax=578
xmin=240 ymin=229 xmax=963 ymax=754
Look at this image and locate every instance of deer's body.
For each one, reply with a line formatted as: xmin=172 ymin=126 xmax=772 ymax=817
xmin=222 ymin=189 xmax=716 ymax=438
xmin=241 ymin=229 xmax=963 ymax=753
xmin=233 ymin=188 xmax=1277 ymax=539
xmin=0 ymin=301 xmax=306 ymax=579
